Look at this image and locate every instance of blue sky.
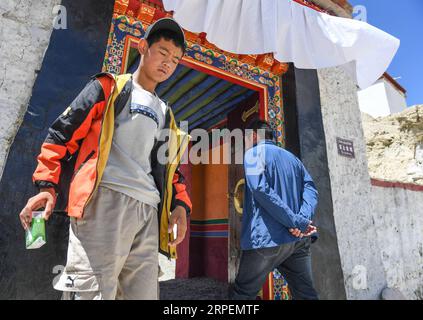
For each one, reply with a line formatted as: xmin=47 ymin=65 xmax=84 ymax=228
xmin=349 ymin=0 xmax=423 ymax=106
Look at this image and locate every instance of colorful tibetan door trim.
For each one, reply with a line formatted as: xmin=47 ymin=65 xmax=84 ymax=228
xmin=102 ymin=2 xmax=288 ymax=146
xmin=259 ymin=270 xmax=291 ymax=300
xmin=190 ymin=219 xmax=229 ymax=238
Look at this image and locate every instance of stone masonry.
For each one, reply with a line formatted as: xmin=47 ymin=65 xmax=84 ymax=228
xmin=0 ymin=0 xmax=61 ymax=179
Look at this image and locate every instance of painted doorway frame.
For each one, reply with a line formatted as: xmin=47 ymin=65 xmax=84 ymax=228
xmin=102 ymin=11 xmax=287 ymax=147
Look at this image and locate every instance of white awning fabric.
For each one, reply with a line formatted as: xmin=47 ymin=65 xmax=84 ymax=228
xmin=162 ymin=0 xmax=400 ymax=89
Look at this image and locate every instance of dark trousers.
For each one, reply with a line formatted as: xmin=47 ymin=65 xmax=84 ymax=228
xmin=230 ymin=237 xmax=318 ymax=300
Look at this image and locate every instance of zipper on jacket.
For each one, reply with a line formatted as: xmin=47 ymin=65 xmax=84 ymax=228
xmin=158 ymin=109 xmax=172 ymax=213
xmin=83 ymin=80 xmax=116 ymax=209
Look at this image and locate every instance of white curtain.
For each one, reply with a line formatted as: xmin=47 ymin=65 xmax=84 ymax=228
xmin=163 ymin=0 xmax=400 ymax=89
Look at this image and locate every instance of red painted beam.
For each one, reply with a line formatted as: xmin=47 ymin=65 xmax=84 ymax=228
xmin=371 ymin=178 xmax=423 ymax=192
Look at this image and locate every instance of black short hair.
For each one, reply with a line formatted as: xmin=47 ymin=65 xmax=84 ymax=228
xmin=246 ymin=119 xmax=275 ymax=141
xmin=147 ymin=29 xmax=185 ymax=54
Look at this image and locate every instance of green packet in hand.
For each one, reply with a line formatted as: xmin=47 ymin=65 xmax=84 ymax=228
xmin=25 ymin=211 xmax=46 ymax=249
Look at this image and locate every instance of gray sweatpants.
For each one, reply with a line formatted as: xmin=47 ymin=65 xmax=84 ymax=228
xmin=54 ymin=186 xmax=159 ymax=300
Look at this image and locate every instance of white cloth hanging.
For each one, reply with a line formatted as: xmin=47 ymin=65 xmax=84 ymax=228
xmin=163 ymin=0 xmax=400 ymax=89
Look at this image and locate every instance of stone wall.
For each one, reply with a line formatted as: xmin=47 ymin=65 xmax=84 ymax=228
xmin=0 ymin=0 xmax=115 ymax=299
xmin=317 ymin=64 xmax=388 ymax=299
xmin=317 ymin=64 xmax=423 ymax=300
xmin=0 ymin=0 xmax=61 ymax=180
xmin=371 ymin=183 xmax=423 ymax=300
xmin=282 ymin=66 xmax=347 ymax=299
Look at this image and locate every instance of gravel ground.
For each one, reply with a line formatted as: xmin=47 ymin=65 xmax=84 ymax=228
xmin=158 ymin=254 xmax=229 ymax=300
xmin=159 ymin=277 xmax=229 ymax=300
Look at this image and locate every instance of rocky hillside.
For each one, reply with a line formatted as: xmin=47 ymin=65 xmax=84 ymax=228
xmin=362 ymin=105 xmax=423 ymax=185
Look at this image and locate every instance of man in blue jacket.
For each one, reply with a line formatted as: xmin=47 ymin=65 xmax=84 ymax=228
xmin=231 ymin=120 xmax=319 ymax=300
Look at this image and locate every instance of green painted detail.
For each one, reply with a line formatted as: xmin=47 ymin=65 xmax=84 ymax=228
xmin=204 ymin=49 xmax=215 ymax=57
xmin=126 ymin=48 xmax=139 ymax=73
xmin=174 ymin=78 xmax=221 ymax=114
xmin=168 ymin=72 xmax=209 ymax=105
xmin=160 ymin=67 xmax=192 ymax=97
xmin=191 ymin=219 xmax=229 ymax=225
xmin=177 ymin=82 xmax=233 ymax=120
xmin=188 ymin=87 xmax=249 ymax=125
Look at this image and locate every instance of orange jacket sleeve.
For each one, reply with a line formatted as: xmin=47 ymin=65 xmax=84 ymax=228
xmin=32 ymin=76 xmax=112 ymax=191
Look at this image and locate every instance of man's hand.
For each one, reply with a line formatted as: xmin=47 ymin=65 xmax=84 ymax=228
xmin=303 ymin=224 xmax=317 ymax=237
xmin=168 ymin=205 xmax=187 ymax=247
xmin=19 ymin=188 xmax=56 ymax=230
xmin=289 ymin=228 xmax=303 ymax=238
xmin=289 ymin=221 xmax=317 ymax=238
